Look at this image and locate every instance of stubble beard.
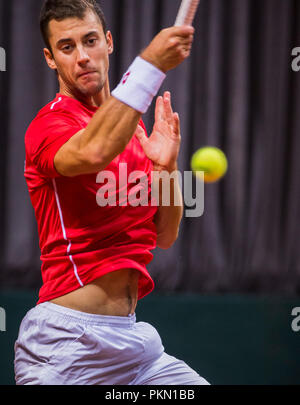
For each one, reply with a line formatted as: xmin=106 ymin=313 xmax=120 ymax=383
xmin=73 ymin=72 xmax=106 ymax=99
xmin=58 ymin=68 xmax=106 ymax=100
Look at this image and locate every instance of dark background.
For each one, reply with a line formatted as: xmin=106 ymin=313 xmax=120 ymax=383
xmin=0 ymin=0 xmax=300 ymax=385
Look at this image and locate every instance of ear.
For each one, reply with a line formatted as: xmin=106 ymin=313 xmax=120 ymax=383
xmin=43 ymin=48 xmax=57 ymax=71
xmin=106 ymin=31 xmax=114 ymax=55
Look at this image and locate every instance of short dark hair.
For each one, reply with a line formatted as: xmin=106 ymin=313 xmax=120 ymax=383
xmin=40 ymin=0 xmax=107 ymax=52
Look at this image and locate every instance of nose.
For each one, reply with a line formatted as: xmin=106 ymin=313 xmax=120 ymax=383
xmin=76 ymin=46 xmax=90 ymax=65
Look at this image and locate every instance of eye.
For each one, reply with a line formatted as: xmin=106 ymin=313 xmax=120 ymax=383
xmin=62 ymin=45 xmax=73 ymax=52
xmin=87 ymin=38 xmax=97 ymax=46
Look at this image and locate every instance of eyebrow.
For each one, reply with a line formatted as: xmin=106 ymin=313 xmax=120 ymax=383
xmin=56 ymin=31 xmax=99 ymax=47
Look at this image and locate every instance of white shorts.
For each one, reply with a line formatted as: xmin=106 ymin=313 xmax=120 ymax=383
xmin=14 ymin=302 xmax=209 ymax=385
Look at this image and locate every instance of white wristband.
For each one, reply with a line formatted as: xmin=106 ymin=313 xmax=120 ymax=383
xmin=111 ymin=56 xmax=166 ymax=114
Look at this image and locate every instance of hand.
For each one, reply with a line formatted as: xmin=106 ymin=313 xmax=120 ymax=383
xmin=141 ymin=26 xmax=195 ymax=73
xmin=135 ymin=91 xmax=181 ymax=172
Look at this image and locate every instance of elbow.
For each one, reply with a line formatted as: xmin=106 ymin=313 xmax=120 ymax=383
xmin=86 ymin=152 xmax=106 ymax=172
xmin=156 ymin=232 xmax=179 ymax=250
xmin=78 ymin=146 xmax=110 ymax=174
xmin=83 ymin=141 xmax=128 ymax=173
xmin=157 ymin=241 xmax=173 ymax=250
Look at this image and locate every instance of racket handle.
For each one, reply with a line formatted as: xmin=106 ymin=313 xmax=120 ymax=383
xmin=175 ymin=0 xmax=200 ymax=26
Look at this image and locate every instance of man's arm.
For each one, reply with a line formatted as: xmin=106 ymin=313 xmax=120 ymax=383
xmin=153 ymin=165 xmax=183 ymax=250
xmin=54 ymin=26 xmax=195 ymax=177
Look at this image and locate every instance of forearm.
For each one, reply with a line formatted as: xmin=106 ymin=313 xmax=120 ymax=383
xmin=79 ymin=96 xmax=141 ymax=171
xmin=153 ymin=165 xmax=184 ymax=249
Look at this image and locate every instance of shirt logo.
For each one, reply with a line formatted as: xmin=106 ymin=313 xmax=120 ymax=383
xmin=122 ymin=71 xmax=131 ymax=85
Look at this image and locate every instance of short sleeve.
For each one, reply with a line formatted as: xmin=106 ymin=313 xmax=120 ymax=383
xmin=25 ymin=112 xmax=82 ymax=178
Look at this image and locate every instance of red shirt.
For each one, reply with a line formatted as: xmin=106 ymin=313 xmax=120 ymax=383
xmin=25 ymin=94 xmax=158 ymax=304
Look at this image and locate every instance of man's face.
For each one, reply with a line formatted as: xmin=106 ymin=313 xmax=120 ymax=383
xmin=45 ymin=10 xmax=113 ymax=98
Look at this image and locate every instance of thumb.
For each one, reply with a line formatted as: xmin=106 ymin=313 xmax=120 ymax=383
xmin=135 ymin=125 xmax=148 ymax=148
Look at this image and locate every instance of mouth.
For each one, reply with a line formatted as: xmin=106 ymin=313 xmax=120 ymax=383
xmin=78 ymin=71 xmax=97 ymax=78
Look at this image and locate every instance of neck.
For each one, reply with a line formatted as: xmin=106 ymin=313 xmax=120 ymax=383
xmin=59 ymin=78 xmax=111 ymax=107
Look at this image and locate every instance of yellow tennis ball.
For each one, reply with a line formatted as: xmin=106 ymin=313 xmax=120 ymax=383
xmin=191 ymin=147 xmax=228 ymax=183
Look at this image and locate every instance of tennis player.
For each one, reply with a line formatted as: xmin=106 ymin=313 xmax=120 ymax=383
xmin=14 ymin=0 xmax=209 ymax=385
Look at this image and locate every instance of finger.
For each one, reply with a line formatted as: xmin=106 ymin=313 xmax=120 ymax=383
xmin=135 ymin=125 xmax=148 ymax=148
xmin=163 ymin=92 xmax=174 ymax=126
xmin=173 ymin=113 xmax=181 ymax=138
xmin=181 ymin=48 xmax=192 ymax=58
xmin=155 ymin=96 xmax=165 ymax=122
xmin=179 ymin=35 xmax=194 ymax=46
xmin=178 ymin=35 xmax=194 ymax=55
xmin=171 ymin=26 xmax=195 ymax=38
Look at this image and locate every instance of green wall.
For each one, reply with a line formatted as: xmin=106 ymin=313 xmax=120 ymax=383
xmin=0 ymin=291 xmax=299 ymax=385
